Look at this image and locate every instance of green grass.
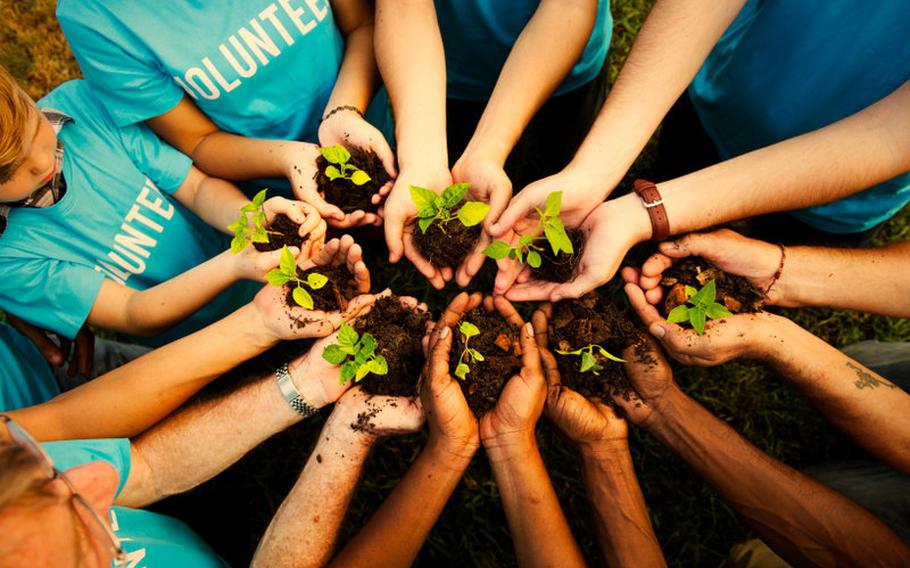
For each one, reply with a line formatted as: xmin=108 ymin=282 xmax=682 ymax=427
xmin=4 ymin=1 xmax=909 ymax=567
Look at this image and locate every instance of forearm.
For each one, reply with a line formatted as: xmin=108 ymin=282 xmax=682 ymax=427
xmin=330 ymin=436 xmax=475 ymax=568
xmin=190 ymin=132 xmax=306 ymax=183
xmin=9 ymin=304 xmax=276 ymax=441
xmin=188 ymin=175 xmax=252 ymax=235
xmin=579 ymin=442 xmax=664 ymax=567
xmin=661 ymin=82 xmax=910 ymax=235
xmin=773 ymin=243 xmax=910 ymax=317
xmin=253 ymin=416 xmax=375 ymax=568
xmin=571 ymin=0 xmax=746 ymax=188
xmin=374 ymin=0 xmax=447 ymax=170
xmin=648 ymin=388 xmax=910 ymax=566
xmin=462 ymin=0 xmax=596 ymax=165
xmin=758 ymin=316 xmax=910 ymax=473
xmin=486 ymin=435 xmax=586 ymax=568
xmin=325 ymin=19 xmax=378 ymax=114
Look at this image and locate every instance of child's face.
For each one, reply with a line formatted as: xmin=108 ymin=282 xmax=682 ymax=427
xmin=0 ymin=106 xmax=58 ymax=203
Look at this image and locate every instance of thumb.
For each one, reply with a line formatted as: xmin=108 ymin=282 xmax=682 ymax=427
xmin=658 ymin=233 xmax=706 ymax=259
xmin=489 ymin=190 xmax=534 ymax=238
xmin=484 ymin=181 xmax=513 ymax=230
xmin=428 ymin=326 xmax=453 ymax=383
xmin=383 ymin=208 xmax=405 ymax=263
xmin=299 ymin=186 xmax=344 ymax=221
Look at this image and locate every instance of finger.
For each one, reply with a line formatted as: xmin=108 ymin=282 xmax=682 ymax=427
xmin=427 ymin=326 xmax=453 ymax=384
xmin=300 ymin=187 xmax=345 ymax=221
xmin=403 ymin=234 xmax=445 ymax=289
xmin=493 ymin=257 xmax=525 ymax=295
xmin=620 ymin=266 xmax=641 ymax=285
xmin=484 ymin=183 xmax=512 ymax=230
xmin=306 ymin=237 xmax=341 ymax=268
xmin=377 ymin=180 xmax=394 ymax=198
xmin=489 ymin=190 xmax=535 ymax=238
xmin=504 ymin=280 xmax=559 ymax=302
xmin=375 ymin=140 xmax=398 ymax=179
xmin=518 ymin=323 xmax=543 ymax=384
xmin=353 ymin=260 xmax=371 ymax=293
xmin=492 ymin=295 xmax=525 ymax=327
xmin=658 ymin=234 xmax=703 ymax=259
xmin=22 ymin=328 xmax=66 ymax=366
xmin=531 ymin=309 xmax=549 ymax=348
xmin=640 ymin=252 xmax=675 ymax=282
xmin=383 ymin=206 xmax=405 ymax=262
xmin=644 ymin=287 xmax=665 ymax=306
xmin=623 ymin=282 xmax=666 ymax=329
xmin=516 ymin=266 xmax=532 ymax=284
xmin=457 ymin=234 xmax=491 ymax=287
xmin=550 ymin=269 xmax=607 ymax=302
xmin=72 ymin=328 xmax=94 ymax=378
xmin=440 ymin=266 xmax=454 ymax=282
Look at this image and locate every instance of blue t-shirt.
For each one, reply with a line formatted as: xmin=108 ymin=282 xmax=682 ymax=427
xmin=43 ymin=438 xmax=228 ymax=567
xmin=0 ymin=81 xmax=256 ymax=345
xmin=689 ymin=0 xmax=910 ymax=234
xmin=0 ymin=323 xmax=60 ymax=412
xmin=435 ymin=0 xmax=612 ymax=101
xmin=57 ymin=0 xmax=392 ymax=146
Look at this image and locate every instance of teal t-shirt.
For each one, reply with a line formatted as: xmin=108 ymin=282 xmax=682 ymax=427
xmin=435 ymin=0 xmax=612 ymax=101
xmin=0 ymin=81 xmax=256 ymax=345
xmin=57 ymin=0 xmax=392 ymax=146
xmin=689 ymin=0 xmax=910 ymax=234
xmin=43 ymin=438 xmax=229 ymax=567
xmin=0 ymin=323 xmax=60 ymax=411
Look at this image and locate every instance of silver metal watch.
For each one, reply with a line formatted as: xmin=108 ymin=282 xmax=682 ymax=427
xmin=276 ymin=363 xmax=318 ymax=418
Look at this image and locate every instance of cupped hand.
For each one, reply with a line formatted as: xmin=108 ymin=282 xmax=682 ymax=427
xmin=611 ymin=334 xmax=677 ymax=428
xmin=423 ymin=292 xmax=484 ymax=355
xmin=630 ymin=229 xmax=784 ymax=306
xmin=262 ymin=197 xmax=326 ymax=257
xmin=332 ymin=387 xmax=425 ymax=439
xmin=317 ymin=108 xmax=397 ymax=192
xmin=282 ymin=141 xmax=346 ymax=222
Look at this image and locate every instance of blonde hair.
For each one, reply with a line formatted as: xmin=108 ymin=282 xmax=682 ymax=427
xmin=0 ymin=66 xmax=34 ymax=184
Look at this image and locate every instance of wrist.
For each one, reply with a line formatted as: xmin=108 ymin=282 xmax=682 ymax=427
xmin=597 ymin=193 xmax=653 ymax=245
xmin=235 ymin=303 xmax=282 ymax=351
xmin=577 ymin=437 xmax=630 ymax=460
xmin=639 ymin=385 xmax=688 ymax=434
xmin=324 ymin=407 xmax=377 ymax=452
xmin=482 ymin=429 xmax=537 ymax=463
xmin=426 ymin=433 xmax=479 ymax=470
xmin=460 ymin=134 xmax=510 ymax=168
xmin=277 ymin=141 xmax=313 ymax=177
xmin=287 ymin=356 xmax=332 ymax=410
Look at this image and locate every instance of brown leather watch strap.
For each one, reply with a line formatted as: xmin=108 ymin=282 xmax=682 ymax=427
xmin=633 ymin=179 xmax=670 ymax=242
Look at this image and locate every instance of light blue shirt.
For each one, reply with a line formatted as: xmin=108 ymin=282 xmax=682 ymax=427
xmin=690 ymin=0 xmax=910 ymax=233
xmin=0 ymin=81 xmax=256 ymax=345
xmin=44 ymin=438 xmax=229 ymax=568
xmin=0 ymin=323 xmax=60 ymax=411
xmin=435 ymin=0 xmax=612 ymax=101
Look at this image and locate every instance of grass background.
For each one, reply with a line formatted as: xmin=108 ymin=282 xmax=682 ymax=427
xmin=3 ymin=1 xmax=909 ymax=566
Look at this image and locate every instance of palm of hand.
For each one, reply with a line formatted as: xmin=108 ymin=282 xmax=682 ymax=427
xmin=479 ymin=370 xmax=545 ymax=442
xmin=547 ymin=388 xmax=627 ymax=445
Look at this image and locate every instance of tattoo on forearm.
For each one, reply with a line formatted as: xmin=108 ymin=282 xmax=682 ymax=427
xmin=847 ymin=362 xmax=897 ymax=390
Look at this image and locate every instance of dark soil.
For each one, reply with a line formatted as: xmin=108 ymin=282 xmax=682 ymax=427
xmin=285 ymin=264 xmax=358 ymax=312
xmin=549 ymin=293 xmax=643 ymax=406
xmin=412 ymin=209 xmax=482 ymax=269
xmin=660 ymin=257 xmax=765 ymax=317
xmin=450 ymin=309 xmax=522 ymax=418
xmin=353 ymin=295 xmax=430 ymax=397
xmin=534 ymin=228 xmax=585 ymax=283
xmin=315 ymin=146 xmax=391 ymax=213
xmin=253 ymin=214 xmax=305 ymax=252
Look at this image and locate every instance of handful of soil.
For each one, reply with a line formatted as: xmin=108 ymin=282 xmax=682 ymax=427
xmin=353 ymin=295 xmax=430 ymax=397
xmin=253 ymin=214 xmax=306 ymax=252
xmin=450 ymin=309 xmax=523 ymax=417
xmin=549 ymin=293 xmax=642 ymax=405
xmin=534 ymin=228 xmax=585 ymax=283
xmin=660 ymin=257 xmax=765 ymax=317
xmin=411 ymin=202 xmax=483 ymax=269
xmin=287 ymin=264 xmax=360 ymax=312
xmin=315 ymin=146 xmax=391 ymax=214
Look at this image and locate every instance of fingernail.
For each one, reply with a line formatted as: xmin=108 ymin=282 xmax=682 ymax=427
xmin=524 ymin=322 xmax=533 ymax=335
xmin=439 ymin=327 xmax=449 ymax=339
xmin=649 ymin=323 xmax=666 ymax=338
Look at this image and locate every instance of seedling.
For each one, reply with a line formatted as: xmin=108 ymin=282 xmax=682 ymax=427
xmin=410 ymin=183 xmax=490 ymax=234
xmin=666 ymin=279 xmax=732 ymax=335
xmin=322 ymin=323 xmax=389 ymax=384
xmin=556 ymin=344 xmax=626 ymax=375
xmin=228 ymin=189 xmax=279 ymax=254
xmin=454 ymin=321 xmax=485 ymax=380
xmin=320 ymin=145 xmax=371 ymax=186
xmin=265 ymin=246 xmax=328 ymax=309
xmin=483 ymin=191 xmax=573 ymax=268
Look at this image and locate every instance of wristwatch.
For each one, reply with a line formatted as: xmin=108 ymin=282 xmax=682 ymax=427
xmin=633 ymin=179 xmax=670 ymax=242
xmin=276 ymin=363 xmax=318 ymax=419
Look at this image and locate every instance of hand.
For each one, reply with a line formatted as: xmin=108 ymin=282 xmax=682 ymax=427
xmin=280 ymin=141 xmax=346 ymax=222
xmin=502 ymin=194 xmax=651 ymax=302
xmin=262 ymin=197 xmax=327 ymax=258
xmin=611 ymin=334 xmax=677 ymax=428
xmin=624 ymin=280 xmax=780 ymax=366
xmin=451 ymin=153 xmax=513 ymax=287
xmin=381 ymin=167 xmax=454 ymax=289
xmin=631 ymin=229 xmax=785 ymax=307
xmin=423 ymin=291 xmax=484 ymax=355
xmin=287 ymin=331 xmax=356 ymax=408
xmin=531 ymin=307 xmax=628 ymax=448
xmin=253 ymin=236 xmax=376 ymax=340
xmin=331 ymin=386 xmax=425 ymax=439
xmin=7 ymin=315 xmax=96 ymax=378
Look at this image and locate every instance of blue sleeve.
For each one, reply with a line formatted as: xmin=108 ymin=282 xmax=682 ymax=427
xmin=0 ymin=324 xmax=61 ymax=412
xmin=56 ymin=0 xmax=184 ymax=127
xmin=118 ymin=122 xmax=193 ymax=194
xmin=43 ymin=439 xmax=133 ymax=496
xmin=0 ymin=256 xmax=104 ymax=340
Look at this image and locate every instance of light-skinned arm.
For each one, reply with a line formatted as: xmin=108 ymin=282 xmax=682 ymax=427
xmin=613 ymin=336 xmax=910 ymax=567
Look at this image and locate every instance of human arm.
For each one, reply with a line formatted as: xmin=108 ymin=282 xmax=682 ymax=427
xmin=613 ymin=337 xmax=910 ymax=566
xmin=5 ymin=315 xmax=95 ymax=378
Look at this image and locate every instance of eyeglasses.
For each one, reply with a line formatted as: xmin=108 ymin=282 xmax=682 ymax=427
xmin=0 ymin=415 xmax=126 ymax=567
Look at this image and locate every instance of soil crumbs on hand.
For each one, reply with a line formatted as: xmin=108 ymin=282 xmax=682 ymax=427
xmin=315 ymin=146 xmax=390 ymax=214
xmin=412 ymin=203 xmax=482 ymax=269
xmin=534 ymin=228 xmax=585 ymax=283
xmin=253 ymin=214 xmax=305 ymax=252
xmin=660 ymin=257 xmax=765 ymax=317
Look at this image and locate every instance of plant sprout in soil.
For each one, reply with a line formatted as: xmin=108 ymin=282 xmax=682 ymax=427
xmin=454 ymin=321 xmax=485 ymax=380
xmin=556 ymin=343 xmax=626 ymax=375
xmin=320 ymin=145 xmax=371 ymax=186
xmin=411 ymin=182 xmax=490 ymax=235
xmin=265 ymin=246 xmax=328 ymax=309
xmin=322 ymin=323 xmax=389 ymax=384
xmin=483 ymin=191 xmax=573 ymax=268
xmin=666 ymin=279 xmax=732 ymax=335
xmin=228 ymin=189 xmax=280 ymax=254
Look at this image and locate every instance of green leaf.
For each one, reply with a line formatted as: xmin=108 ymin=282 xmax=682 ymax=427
xmin=320 ymin=144 xmax=350 ymax=165
xmin=518 ymin=234 xmax=536 ymax=248
xmin=417 ymin=206 xmax=437 ymax=220
xmin=690 ymin=306 xmax=707 ymax=335
xmin=544 ymin=191 xmax=562 ymax=218
xmin=691 ymin=280 xmax=717 ymax=307
xmin=354 ymin=349 xmax=368 ymax=366
xmin=706 ymin=302 xmax=733 ymax=320
xmin=230 ymin=234 xmax=247 ymax=255
xmin=306 ymin=272 xmax=328 ymax=289
xmin=666 ymin=304 xmax=690 ymax=324
xmin=292 ymin=287 xmax=314 ymax=309
xmin=469 ymin=348 xmax=485 ymax=362
xmin=459 ymin=321 xmax=480 ymax=339
xmin=684 ymin=285 xmax=698 ymax=299
xmin=350 ymin=169 xmax=371 ymax=186
xmin=355 ymin=363 xmax=371 ymax=382
xmin=555 ymin=348 xmax=584 ymax=356
xmin=227 ymin=218 xmax=246 ymax=234
xmin=544 ymin=218 xmax=574 ymax=256
xmin=265 ymin=269 xmax=291 ymax=287
xmin=456 ymin=201 xmax=490 ymax=227
xmin=418 ymin=217 xmax=434 ymax=234
xmin=325 ymin=165 xmax=342 ymax=181
xmin=595 ymin=345 xmax=627 ymax=363
xmin=340 ymin=361 xmax=358 ymax=384
xmin=322 ymin=344 xmax=348 ymax=365
xmin=409 ymin=185 xmax=438 ymax=212
xmin=483 ymin=241 xmax=511 ymax=260
xmin=455 ymin=363 xmax=470 ymax=380
xmin=527 ymin=250 xmax=542 ymax=268
xmin=441 ymin=183 xmax=469 ymax=209
xmin=251 ymin=189 xmax=268 ymax=207
xmin=338 ymin=323 xmax=359 ymax=346
xmin=279 ymin=246 xmax=297 ymax=275
xmin=360 ymin=333 xmax=377 ymax=358
xmin=370 ymin=355 xmax=389 ymax=376
xmin=241 ymin=203 xmax=259 ymax=213
xmin=580 ymin=351 xmax=597 ymax=373
xmin=251 ymin=225 xmax=269 ymax=243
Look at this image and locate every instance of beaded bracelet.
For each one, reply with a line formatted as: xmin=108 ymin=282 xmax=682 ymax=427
xmin=763 ymin=243 xmax=786 ymax=296
xmin=321 ymin=104 xmax=363 ymax=123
